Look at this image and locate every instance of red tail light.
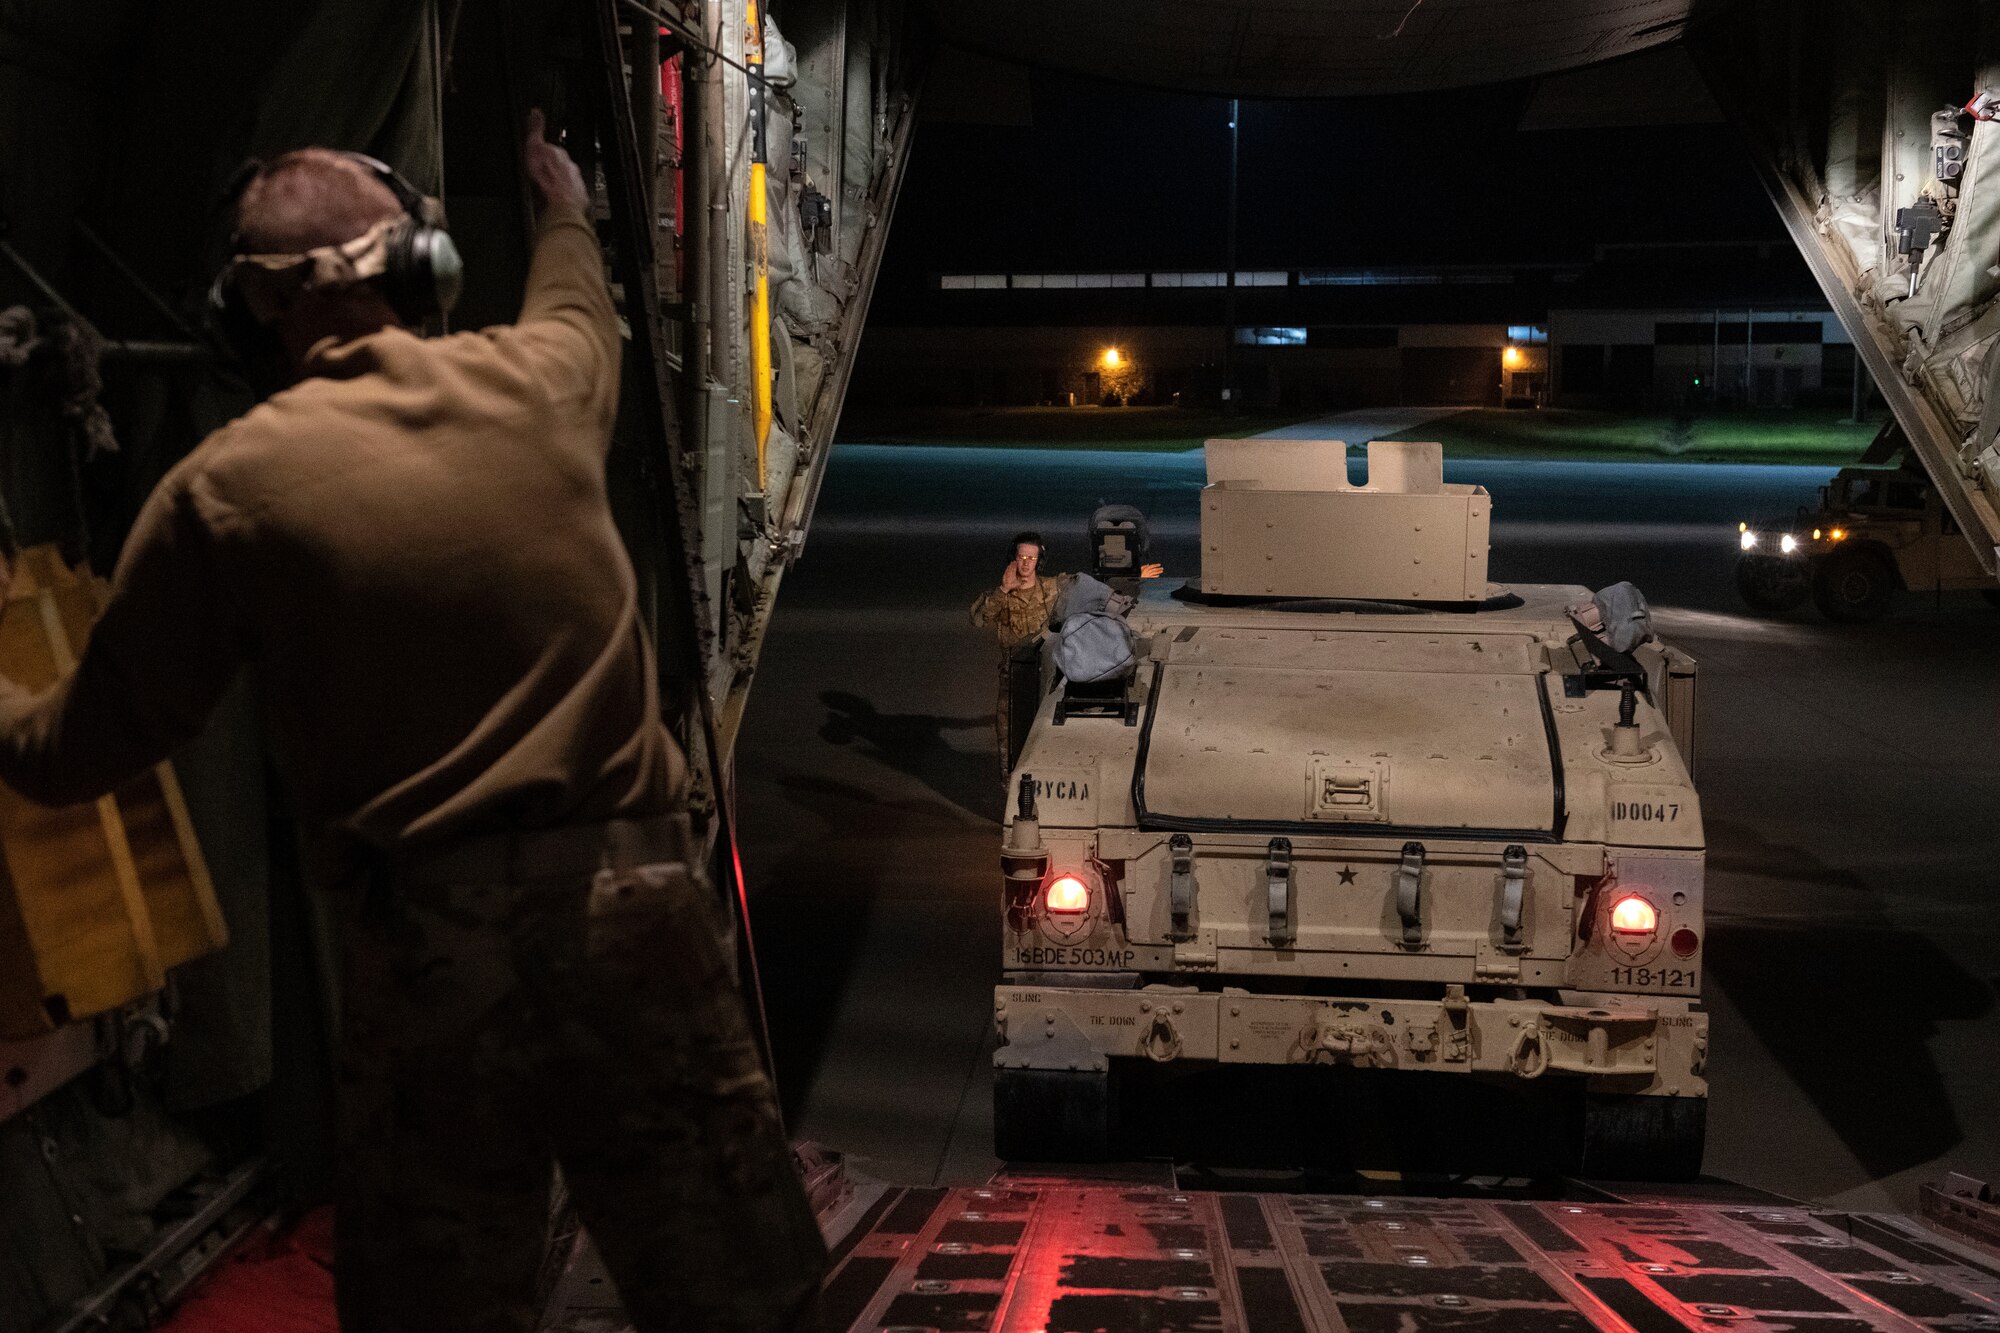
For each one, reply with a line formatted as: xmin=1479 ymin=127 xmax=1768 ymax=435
xmin=1044 ymin=874 xmax=1090 ymax=914
xmin=1610 ymin=895 xmax=1658 ymax=934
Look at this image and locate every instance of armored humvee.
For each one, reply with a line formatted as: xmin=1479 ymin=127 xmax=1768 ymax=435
xmin=1735 ymin=451 xmax=2000 ymax=622
xmin=993 ymin=439 xmax=1708 ymax=1179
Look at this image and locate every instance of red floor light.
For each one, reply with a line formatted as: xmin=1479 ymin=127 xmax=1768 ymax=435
xmin=1044 ymin=874 xmax=1090 ymax=913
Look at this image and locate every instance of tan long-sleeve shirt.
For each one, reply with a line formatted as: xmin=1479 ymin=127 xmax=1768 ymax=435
xmin=0 ymin=202 xmax=684 ymax=868
xmin=970 ymin=574 xmax=1073 ymax=653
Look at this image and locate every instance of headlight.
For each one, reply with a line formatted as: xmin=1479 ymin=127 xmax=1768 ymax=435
xmin=1780 ymin=534 xmax=1798 ymax=554
xmin=1740 ymin=530 xmax=1759 ymax=551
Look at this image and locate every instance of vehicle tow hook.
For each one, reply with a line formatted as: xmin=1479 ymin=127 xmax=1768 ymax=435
xmin=1509 ymin=1024 xmax=1549 ymax=1079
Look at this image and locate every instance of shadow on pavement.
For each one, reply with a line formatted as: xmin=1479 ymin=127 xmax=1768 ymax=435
xmin=817 ymin=689 xmax=997 ymax=821
xmin=750 ymin=771 xmax=994 ymax=1126
xmin=1703 ymin=818 xmax=1994 ymax=1181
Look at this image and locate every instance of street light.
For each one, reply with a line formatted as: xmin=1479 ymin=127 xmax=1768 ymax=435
xmin=1101 ymin=347 xmax=1123 ymax=368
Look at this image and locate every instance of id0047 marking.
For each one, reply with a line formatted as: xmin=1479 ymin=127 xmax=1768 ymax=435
xmin=1609 ymin=785 xmax=1690 ymax=831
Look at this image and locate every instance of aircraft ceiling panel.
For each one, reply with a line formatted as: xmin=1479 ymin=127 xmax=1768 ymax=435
xmin=929 ymin=0 xmax=1697 ymax=96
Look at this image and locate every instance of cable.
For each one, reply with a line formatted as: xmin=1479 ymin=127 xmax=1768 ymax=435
xmin=616 ymin=0 xmax=774 ymax=87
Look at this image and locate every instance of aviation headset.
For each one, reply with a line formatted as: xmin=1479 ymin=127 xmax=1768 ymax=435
xmin=207 ymin=151 xmax=463 ymax=366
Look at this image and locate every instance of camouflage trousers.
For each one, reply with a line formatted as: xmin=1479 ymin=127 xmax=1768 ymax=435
xmin=994 ymin=644 xmax=1043 ymax=781
xmin=329 ymin=845 xmax=827 ymax=1332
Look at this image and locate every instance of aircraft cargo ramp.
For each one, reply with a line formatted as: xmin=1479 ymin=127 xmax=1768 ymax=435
xmin=539 ymin=1170 xmax=2000 ymax=1332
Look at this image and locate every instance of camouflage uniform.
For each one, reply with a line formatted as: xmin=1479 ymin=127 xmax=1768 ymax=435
xmin=970 ymin=574 xmax=1072 ymax=777
xmin=330 ymin=820 xmax=827 ymax=1333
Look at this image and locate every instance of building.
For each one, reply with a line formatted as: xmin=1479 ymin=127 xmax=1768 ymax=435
xmin=845 ymin=242 xmax=1837 ymax=416
xmin=1550 ymin=307 xmax=1851 ymax=410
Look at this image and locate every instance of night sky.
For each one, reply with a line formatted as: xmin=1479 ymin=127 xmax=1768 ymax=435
xmin=881 ymin=67 xmax=1783 ymax=279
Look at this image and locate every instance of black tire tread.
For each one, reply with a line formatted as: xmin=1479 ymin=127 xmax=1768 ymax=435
xmin=1812 ymin=548 xmax=1897 ymax=622
xmin=993 ymin=1066 xmax=1113 ymax=1162
xmin=1580 ymin=1093 xmax=1707 ymax=1182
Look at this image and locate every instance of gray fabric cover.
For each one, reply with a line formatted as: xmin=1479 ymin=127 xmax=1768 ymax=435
xmin=1055 ymin=574 xmax=1137 ymax=683
xmin=1591 ymin=581 xmax=1655 ymax=654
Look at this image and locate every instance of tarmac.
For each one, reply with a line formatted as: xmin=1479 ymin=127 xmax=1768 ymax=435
xmin=735 ymin=409 xmax=2000 ymax=1212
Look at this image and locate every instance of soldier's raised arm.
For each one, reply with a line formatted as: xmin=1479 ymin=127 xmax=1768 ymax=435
xmin=505 ymin=110 xmax=620 ymax=442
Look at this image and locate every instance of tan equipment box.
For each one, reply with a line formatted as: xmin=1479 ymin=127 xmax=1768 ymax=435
xmin=0 ymin=548 xmax=226 ymax=1039
xmin=1198 ymin=439 xmax=1492 ymax=601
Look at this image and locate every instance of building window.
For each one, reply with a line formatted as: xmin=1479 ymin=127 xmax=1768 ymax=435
xmin=1234 ymin=327 xmax=1307 ymax=345
xmin=940 ymin=274 xmax=1006 ymax=289
xmin=1307 ymin=326 xmax=1398 ymax=349
xmin=1507 ymin=325 xmax=1548 ymax=345
xmin=1656 ymin=319 xmax=1825 ymax=345
xmin=1152 ymin=272 xmax=1224 ymax=287
xmin=1297 ymin=268 xmax=1517 ymax=287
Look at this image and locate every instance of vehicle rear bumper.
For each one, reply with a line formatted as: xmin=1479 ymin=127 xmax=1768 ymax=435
xmin=993 ymin=982 xmax=1707 ymax=1097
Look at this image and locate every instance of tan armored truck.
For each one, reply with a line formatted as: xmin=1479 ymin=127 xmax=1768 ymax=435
xmin=1735 ymin=450 xmax=2000 ymax=622
xmin=993 ymin=439 xmax=1709 ymax=1179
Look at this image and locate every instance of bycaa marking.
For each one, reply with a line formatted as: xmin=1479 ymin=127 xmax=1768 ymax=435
xmin=1033 ymin=776 xmax=1091 ymax=803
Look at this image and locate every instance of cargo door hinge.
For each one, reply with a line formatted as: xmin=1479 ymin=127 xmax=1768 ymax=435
xmin=1265 ymin=837 xmax=1294 ymax=947
xmin=1168 ymin=833 xmax=1196 ymax=940
xmin=1396 ymin=841 xmax=1426 ymax=949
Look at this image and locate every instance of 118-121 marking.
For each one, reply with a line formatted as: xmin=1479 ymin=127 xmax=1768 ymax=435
xmin=1610 ymin=965 xmax=1695 ymax=989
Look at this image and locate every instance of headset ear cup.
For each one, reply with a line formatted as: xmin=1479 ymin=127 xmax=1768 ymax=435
xmin=379 ymin=217 xmax=424 ymax=324
xmin=380 ymin=219 xmax=463 ymax=325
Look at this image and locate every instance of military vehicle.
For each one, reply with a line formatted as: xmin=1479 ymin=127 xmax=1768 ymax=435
xmin=1735 ymin=446 xmax=2000 ymax=623
xmin=993 ymin=439 xmax=1708 ymax=1179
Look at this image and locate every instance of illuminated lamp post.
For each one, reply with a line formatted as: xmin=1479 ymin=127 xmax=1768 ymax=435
xmin=1099 ymin=345 xmax=1141 ymax=405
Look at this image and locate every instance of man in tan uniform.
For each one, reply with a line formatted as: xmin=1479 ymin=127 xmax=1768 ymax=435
xmin=970 ymin=531 xmax=1072 ymax=778
xmin=0 ymin=117 xmax=824 ymax=1331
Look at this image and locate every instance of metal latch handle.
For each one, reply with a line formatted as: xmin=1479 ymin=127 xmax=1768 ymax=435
xmin=1396 ymin=841 xmax=1425 ymax=948
xmin=1168 ymin=833 xmax=1196 ymax=940
xmin=1266 ymin=837 xmax=1294 ymax=947
xmin=1500 ymin=844 xmax=1528 ymax=951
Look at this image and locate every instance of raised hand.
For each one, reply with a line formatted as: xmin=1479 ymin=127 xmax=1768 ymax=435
xmin=523 ymin=109 xmax=588 ymax=212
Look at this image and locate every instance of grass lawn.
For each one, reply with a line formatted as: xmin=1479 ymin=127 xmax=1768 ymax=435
xmin=1417 ymin=407 xmax=1883 ymax=466
xmin=835 ymin=403 xmax=1887 ymax=465
xmin=834 ymin=405 xmax=1316 ymax=451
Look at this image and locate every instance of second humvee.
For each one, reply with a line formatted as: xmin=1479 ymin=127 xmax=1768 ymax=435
xmin=1735 ymin=443 xmax=2000 ymax=623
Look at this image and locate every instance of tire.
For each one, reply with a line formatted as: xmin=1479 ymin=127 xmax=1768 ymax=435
xmin=1579 ymin=1093 xmax=1707 ymax=1182
xmin=1812 ymin=548 xmax=1897 ymax=623
xmin=1734 ymin=555 xmax=1809 ymax=614
xmin=993 ymin=1066 xmax=1113 ymax=1162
